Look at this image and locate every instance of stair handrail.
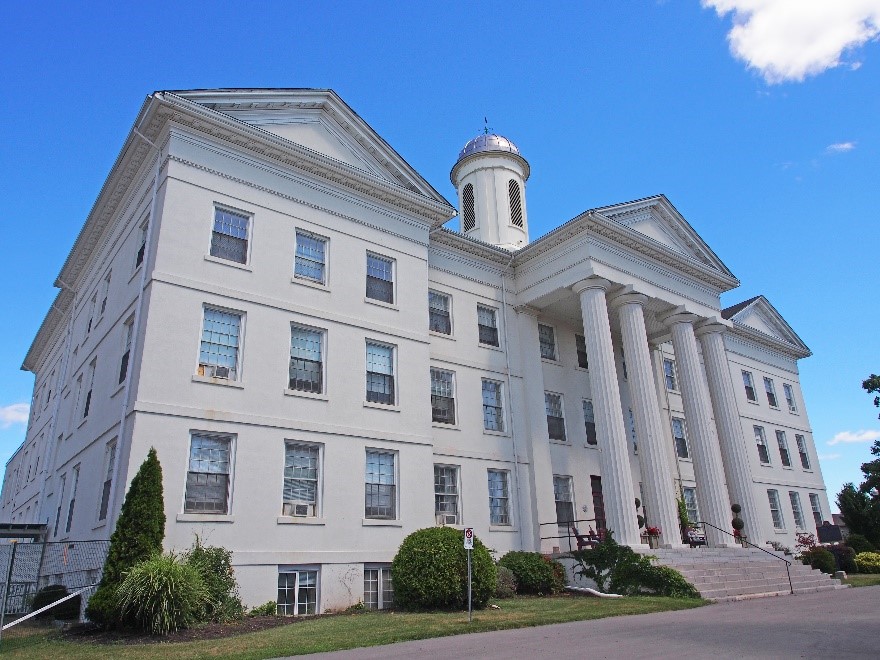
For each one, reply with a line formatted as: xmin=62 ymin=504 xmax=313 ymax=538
xmin=693 ymin=520 xmax=793 ymax=594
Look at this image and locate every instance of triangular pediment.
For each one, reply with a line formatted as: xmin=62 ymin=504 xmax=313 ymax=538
xmin=722 ymin=295 xmax=811 ymax=355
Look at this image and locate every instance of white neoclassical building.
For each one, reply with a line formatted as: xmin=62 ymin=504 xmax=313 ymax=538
xmin=2 ymin=89 xmax=831 ymax=612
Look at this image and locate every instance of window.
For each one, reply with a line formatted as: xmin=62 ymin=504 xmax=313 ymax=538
xmin=210 ymin=208 xmax=249 ymax=264
xmin=86 ymin=292 xmax=97 ymax=334
xmin=754 ymin=426 xmax=770 ymax=464
xmin=294 ymin=231 xmax=327 ymax=284
xmin=283 ymin=443 xmax=320 ymax=517
xmin=184 ymin=434 xmax=232 ymax=514
xmin=776 ymin=430 xmax=791 ymax=467
xmin=434 ymin=465 xmax=459 ymax=525
xmin=795 ymin=434 xmax=811 ymax=469
xmin=278 ymin=568 xmax=318 ymax=615
xmin=620 ymin=348 xmax=628 ymax=380
xmin=365 ymin=342 xmax=395 ymax=405
xmin=628 ymin=408 xmax=638 ymax=453
xmin=487 ymin=469 xmax=511 ymax=525
xmin=99 ymin=271 xmax=111 ymax=317
xmin=430 ymin=368 xmax=456 ymax=425
xmin=742 ymin=371 xmax=757 ymax=402
xmin=365 ymin=450 xmax=396 ymax=519
xmin=682 ymin=486 xmax=700 ymax=524
xmin=764 ymin=377 xmax=778 ymax=408
xmin=98 ymin=440 xmax=117 ymax=521
xmin=789 ymin=491 xmax=806 ymax=529
xmin=366 ymin=253 xmax=394 ymax=304
xmin=663 ymin=359 xmax=677 ymax=391
xmin=477 ymin=305 xmax=499 ymax=347
xmin=575 ymin=334 xmax=589 ymax=369
xmin=462 ymin=183 xmax=475 ymax=232
xmin=767 ymin=489 xmax=784 ymax=529
xmin=783 ymin=383 xmax=797 ymax=412
xmin=808 ymin=493 xmax=823 ymax=526
xmin=545 ymin=392 xmax=566 ymax=441
xmin=482 ymin=379 xmax=504 ymax=432
xmin=671 ymin=417 xmax=689 ymax=459
xmin=82 ymin=359 xmax=96 ymax=419
xmin=428 ymin=291 xmax=452 ymax=335
xmin=583 ymin=399 xmax=597 ymax=445
xmin=364 ymin=566 xmax=394 ymax=610
xmin=553 ymin=476 xmax=575 ymax=528
xmin=538 ymin=324 xmax=556 ymax=360
xmin=508 ymin=179 xmax=524 ymax=227
xmin=289 ymin=326 xmax=324 ymax=394
xmin=65 ymin=464 xmax=80 ymax=534
xmin=199 ymin=308 xmax=242 ymax=380
xmin=54 ymin=473 xmax=66 ymax=537
xmin=119 ymin=317 xmax=133 ymax=384
xmin=135 ymin=220 xmax=148 ymax=269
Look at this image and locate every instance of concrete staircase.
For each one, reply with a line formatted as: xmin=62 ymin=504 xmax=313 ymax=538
xmin=640 ymin=546 xmax=849 ymax=602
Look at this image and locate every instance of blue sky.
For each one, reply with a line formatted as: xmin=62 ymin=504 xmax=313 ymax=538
xmin=1 ymin=1 xmax=878 ymax=510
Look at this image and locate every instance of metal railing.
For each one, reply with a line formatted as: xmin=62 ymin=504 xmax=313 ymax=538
xmin=539 ymin=518 xmax=600 ymax=553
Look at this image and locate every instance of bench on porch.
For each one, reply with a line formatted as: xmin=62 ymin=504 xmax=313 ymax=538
xmin=570 ymin=525 xmax=603 ymax=551
xmin=686 ymin=528 xmax=707 ymax=548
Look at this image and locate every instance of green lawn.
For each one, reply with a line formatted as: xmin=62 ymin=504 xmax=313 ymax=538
xmin=843 ymin=573 xmax=880 ymax=588
xmin=1 ymin=596 xmax=703 ymax=659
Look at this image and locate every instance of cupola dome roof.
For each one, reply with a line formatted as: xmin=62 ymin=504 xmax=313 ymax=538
xmin=457 ymin=133 xmax=521 ymax=161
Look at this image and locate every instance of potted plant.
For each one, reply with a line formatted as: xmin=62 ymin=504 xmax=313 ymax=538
xmin=646 ymin=526 xmax=661 ymax=549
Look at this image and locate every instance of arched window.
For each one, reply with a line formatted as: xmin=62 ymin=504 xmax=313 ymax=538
xmin=508 ymin=179 xmax=523 ymax=227
xmin=462 ymin=183 xmax=476 ymax=233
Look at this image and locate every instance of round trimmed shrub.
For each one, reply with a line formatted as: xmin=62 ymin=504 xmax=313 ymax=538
xmin=391 ymin=527 xmax=496 ymax=610
xmin=828 ymin=545 xmax=858 ymax=573
xmin=31 ymin=584 xmax=81 ymax=621
xmin=731 ymin=503 xmax=742 ymax=515
xmin=494 ymin=565 xmax=517 ymax=598
xmin=846 ymin=534 xmax=877 ymax=555
xmin=731 ymin=517 xmax=745 ymax=531
xmin=498 ymin=551 xmax=564 ymax=595
xmin=855 ymin=552 xmax=880 ymax=574
xmin=801 ymin=547 xmax=836 ymax=574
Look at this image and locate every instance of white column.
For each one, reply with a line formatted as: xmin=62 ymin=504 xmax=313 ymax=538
xmin=612 ymin=292 xmax=683 ymax=548
xmin=514 ymin=306 xmax=560 ymax=553
xmin=572 ymin=278 xmax=642 ymax=546
xmin=663 ymin=312 xmax=732 ymax=547
xmin=696 ymin=322 xmax=763 ymax=544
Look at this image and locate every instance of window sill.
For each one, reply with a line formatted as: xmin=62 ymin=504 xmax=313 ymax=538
xmin=291 ymin=276 xmax=330 ymax=292
xmin=746 ymin=399 xmax=760 ymax=405
xmin=489 ymin=525 xmax=517 ymax=533
xmin=483 ymin=429 xmax=509 ymax=437
xmin=550 ymin=439 xmax=569 ymax=446
xmin=574 ymin=366 xmax=590 ymax=373
xmin=110 ymin=382 xmax=126 ymax=399
xmin=802 ymin=469 xmax=814 ymax=473
xmin=362 ymin=519 xmax=402 ymax=527
xmin=584 ymin=443 xmax=599 ymax=449
xmin=432 ymin=422 xmax=460 ymax=431
xmin=768 ymin=405 xmax=780 ymax=411
xmin=782 ymin=466 xmax=793 ymax=470
xmin=677 ymin=457 xmax=693 ymax=463
xmin=129 ymin=265 xmax=143 ymax=284
xmin=204 ymin=254 xmax=252 ymax=271
xmin=774 ymin=528 xmax=788 ymax=534
xmin=478 ymin=343 xmax=503 ymax=352
xmin=363 ymin=401 xmax=400 ymax=412
xmin=192 ymin=375 xmax=244 ymax=389
xmin=277 ymin=516 xmax=325 ymax=526
xmin=788 ymin=410 xmax=799 ymax=416
xmin=760 ymin=462 xmax=773 ymax=467
xmin=429 ymin=331 xmax=455 ymax=340
xmin=284 ymin=388 xmax=328 ymax=401
xmin=541 ymin=358 xmax=561 ymax=366
xmin=364 ymin=297 xmax=398 ymax=311
xmin=77 ymin=416 xmax=89 ymax=429
xmin=176 ymin=513 xmax=235 ymax=523
xmin=92 ymin=521 xmax=108 ymax=531
xmin=94 ymin=315 xmax=105 ymax=329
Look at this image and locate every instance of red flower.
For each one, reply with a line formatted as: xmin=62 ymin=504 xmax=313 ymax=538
xmin=646 ymin=526 xmax=661 ymax=536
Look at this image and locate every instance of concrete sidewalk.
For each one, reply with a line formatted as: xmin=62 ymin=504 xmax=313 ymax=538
xmin=299 ymin=586 xmax=876 ymax=659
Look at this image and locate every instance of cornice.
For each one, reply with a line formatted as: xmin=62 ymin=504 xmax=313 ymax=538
xmin=429 ymin=228 xmax=515 ymax=265
xmin=22 ymin=289 xmax=74 ymax=373
xmin=726 ymin=322 xmax=811 ymax=361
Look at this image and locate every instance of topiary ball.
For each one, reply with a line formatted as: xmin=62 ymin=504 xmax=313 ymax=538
xmin=731 ymin=503 xmax=742 ymax=514
xmin=731 ymin=517 xmax=745 ymax=531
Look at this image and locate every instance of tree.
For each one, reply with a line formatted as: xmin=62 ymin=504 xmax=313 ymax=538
xmin=864 ymin=374 xmax=880 ymax=420
xmin=836 ymin=438 xmax=880 ymax=548
xmin=86 ymin=447 xmax=166 ymax=626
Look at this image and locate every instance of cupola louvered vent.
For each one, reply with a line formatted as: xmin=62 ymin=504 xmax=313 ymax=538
xmin=508 ymin=179 xmax=523 ymax=228
xmin=462 ymin=183 xmax=476 ymax=232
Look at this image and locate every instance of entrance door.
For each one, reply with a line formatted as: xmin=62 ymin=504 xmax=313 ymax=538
xmin=590 ymin=475 xmax=607 ymax=534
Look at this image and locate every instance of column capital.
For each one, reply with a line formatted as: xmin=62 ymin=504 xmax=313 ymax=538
xmin=694 ymin=319 xmax=728 ymax=338
xmin=658 ymin=306 xmax=700 ymax=328
xmin=608 ymin=290 xmax=650 ymax=310
xmin=514 ymin=304 xmax=541 ymax=318
xmin=571 ymin=277 xmax=612 ymax=295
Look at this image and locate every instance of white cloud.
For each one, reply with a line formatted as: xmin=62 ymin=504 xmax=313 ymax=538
xmin=0 ymin=403 xmax=29 ymax=428
xmin=826 ymin=141 xmax=857 ymax=153
xmin=828 ymin=429 xmax=880 ymax=445
xmin=818 ymin=452 xmax=842 ymax=461
xmin=703 ymin=0 xmax=880 ymax=83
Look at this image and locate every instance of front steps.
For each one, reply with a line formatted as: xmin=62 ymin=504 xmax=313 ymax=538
xmin=639 ymin=546 xmax=849 ymax=602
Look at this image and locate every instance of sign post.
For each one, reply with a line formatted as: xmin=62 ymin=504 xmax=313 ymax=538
xmin=464 ymin=527 xmax=474 ymax=622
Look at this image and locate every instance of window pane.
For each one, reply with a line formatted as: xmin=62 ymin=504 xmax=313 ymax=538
xmin=290 ymin=327 xmax=323 ymax=393
xmin=488 ymin=470 xmax=510 ymax=525
xmin=672 ymin=417 xmax=689 ymax=459
xmin=365 ymin=451 xmax=395 ymax=519
xmin=185 ymin=435 xmax=231 ymax=514
xmin=482 ymin=380 xmax=504 ymax=431
xmin=553 ymin=476 xmax=574 ymax=527
xmin=429 ymin=291 xmax=452 ymax=334
xmin=538 ymin=324 xmax=556 ymax=360
xmin=477 ymin=306 xmax=499 ymax=346
xmin=789 ymin=491 xmax=805 ymax=529
xmin=366 ymin=254 xmax=394 ymax=303
xmin=583 ymin=400 xmax=597 ymax=445
xmin=283 ymin=444 xmax=319 ymax=515
xmin=294 ymin=232 xmax=326 ymax=283
xmin=200 ymin=309 xmax=241 ymax=378
xmin=776 ymin=430 xmax=791 ymax=467
xmin=575 ymin=334 xmax=589 ymax=369
xmin=211 ymin=209 xmax=249 ymax=263
xmin=545 ymin=393 xmax=566 ymax=441
xmin=431 ymin=369 xmax=456 ymax=424
xmin=434 ymin=465 xmax=458 ymax=523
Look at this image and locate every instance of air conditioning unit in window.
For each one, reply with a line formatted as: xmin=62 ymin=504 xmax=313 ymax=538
xmin=199 ymin=364 xmax=230 ymax=379
xmin=436 ymin=514 xmax=458 ymax=526
xmin=283 ymin=502 xmax=315 ymax=517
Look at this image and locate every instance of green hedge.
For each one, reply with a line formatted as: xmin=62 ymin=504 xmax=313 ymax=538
xmin=855 ymin=552 xmax=880 ymax=573
xmin=801 ymin=547 xmax=836 ymax=574
xmin=846 ymin=534 xmax=877 ymax=555
xmin=498 ymin=552 xmax=564 ymax=595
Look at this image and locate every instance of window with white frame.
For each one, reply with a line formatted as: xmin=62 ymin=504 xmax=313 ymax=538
xmin=487 ymin=469 xmax=511 ymax=525
xmin=789 ymin=491 xmax=806 ymax=529
xmin=277 ymin=568 xmax=318 ymax=615
xmin=210 ymin=208 xmax=250 ymax=264
xmin=795 ymin=434 xmax=811 ymax=469
xmin=776 ymin=430 xmax=791 ymax=467
xmin=754 ymin=426 xmax=770 ymax=464
xmin=428 ymin=291 xmax=452 ymax=335
xmin=482 ymin=379 xmax=504 ymax=432
xmin=198 ymin=308 xmax=242 ymax=380
xmin=767 ymin=489 xmax=784 ymax=529
xmin=553 ymin=475 xmax=575 ymax=528
xmin=134 ymin=219 xmax=148 ymax=269
xmin=808 ymin=493 xmax=823 ymax=526
xmin=545 ymin=392 xmax=566 ymax=441
xmin=430 ymin=368 xmax=456 ymax=425
xmin=538 ymin=323 xmax=556 ymax=360
xmin=365 ymin=342 xmax=395 ymax=405
xmin=184 ymin=434 xmax=232 ymax=514
xmin=119 ymin=317 xmax=134 ymax=384
xmin=98 ymin=440 xmax=117 ymax=521
xmin=477 ymin=305 xmax=499 ymax=347
xmin=783 ymin=383 xmax=798 ymax=413
xmin=99 ymin=271 xmax=111 ymax=317
xmin=289 ymin=326 xmax=324 ymax=394
xmin=628 ymin=408 xmax=638 ymax=453
xmin=294 ymin=231 xmax=327 ymax=284
xmin=65 ymin=464 xmax=80 ymax=534
xmin=283 ymin=443 xmax=320 ymax=517
xmin=682 ymin=486 xmax=700 ymax=525
xmin=671 ymin=417 xmax=689 ymax=459
xmin=366 ymin=253 xmax=394 ymax=304
xmin=663 ymin=359 xmax=677 ymax=391
xmin=742 ymin=371 xmax=757 ymax=402
xmin=365 ymin=450 xmax=396 ymax=519
xmin=575 ymin=333 xmax=589 ymax=369
xmin=364 ymin=565 xmax=394 ymax=610
xmin=82 ymin=359 xmax=96 ymax=419
xmin=54 ymin=473 xmax=66 ymax=537
xmin=434 ymin=464 xmax=459 ymax=525
xmin=764 ymin=377 xmax=778 ymax=408
xmin=583 ymin=399 xmax=597 ymax=445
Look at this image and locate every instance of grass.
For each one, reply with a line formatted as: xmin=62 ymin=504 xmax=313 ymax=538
xmin=0 ymin=595 xmax=703 ymax=659
xmin=843 ymin=573 xmax=880 ymax=588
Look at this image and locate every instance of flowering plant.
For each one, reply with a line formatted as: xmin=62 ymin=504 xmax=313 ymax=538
xmin=733 ymin=528 xmax=742 ymax=538
xmin=645 ymin=526 xmax=661 ymax=537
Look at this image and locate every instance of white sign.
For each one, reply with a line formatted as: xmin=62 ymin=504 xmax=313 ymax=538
xmin=463 ymin=527 xmax=474 ymax=550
